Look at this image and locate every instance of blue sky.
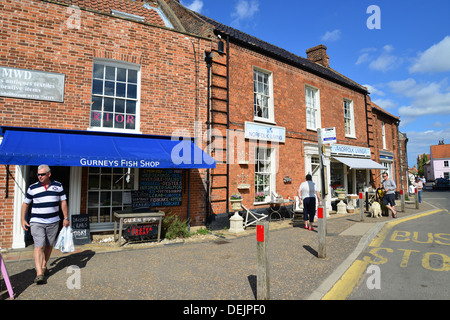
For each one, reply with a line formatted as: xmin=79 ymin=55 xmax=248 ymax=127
xmin=180 ymin=0 xmax=450 ymax=167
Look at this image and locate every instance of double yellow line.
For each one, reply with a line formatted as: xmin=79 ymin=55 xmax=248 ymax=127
xmin=322 ymin=209 xmax=446 ymax=300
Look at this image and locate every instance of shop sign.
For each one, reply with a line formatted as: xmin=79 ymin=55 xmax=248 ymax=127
xmin=244 ymin=121 xmax=285 ymax=143
xmin=71 ymin=215 xmax=91 ymax=245
xmin=331 ymin=144 xmax=371 ymax=157
xmin=320 ymin=127 xmax=336 ymax=144
xmin=0 ymin=66 xmax=65 ymax=102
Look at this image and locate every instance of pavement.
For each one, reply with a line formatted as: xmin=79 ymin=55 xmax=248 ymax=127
xmin=0 ymin=197 xmax=436 ymax=301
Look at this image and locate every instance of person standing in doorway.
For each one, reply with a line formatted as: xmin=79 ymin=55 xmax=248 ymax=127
xmin=298 ymin=174 xmax=321 ymax=231
xmin=382 ymin=172 xmax=397 ymax=218
xmin=21 ymin=164 xmax=69 ymax=284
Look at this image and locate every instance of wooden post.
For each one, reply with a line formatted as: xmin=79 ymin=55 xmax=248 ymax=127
xmin=415 ymin=187 xmax=419 ymax=209
xmin=359 ymin=192 xmax=364 ymax=221
xmin=256 ymin=221 xmax=270 ymax=300
xmin=317 ymin=206 xmax=326 ymax=259
xmin=400 ymin=189 xmax=405 ymax=212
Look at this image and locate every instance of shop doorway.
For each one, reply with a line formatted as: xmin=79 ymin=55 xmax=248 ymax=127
xmin=24 ymin=166 xmax=71 ymax=246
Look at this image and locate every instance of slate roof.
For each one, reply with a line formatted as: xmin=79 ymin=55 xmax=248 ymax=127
xmin=196 ymin=13 xmax=368 ymax=94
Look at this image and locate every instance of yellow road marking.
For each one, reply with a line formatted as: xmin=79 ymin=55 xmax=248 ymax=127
xmin=322 ymin=209 xmax=446 ymax=300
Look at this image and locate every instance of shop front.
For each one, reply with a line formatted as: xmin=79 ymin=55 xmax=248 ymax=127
xmin=304 ymin=142 xmax=385 ymax=214
xmin=0 ymin=126 xmax=215 ymax=249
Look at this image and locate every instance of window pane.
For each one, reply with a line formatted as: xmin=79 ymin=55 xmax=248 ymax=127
xmin=128 ymin=69 xmax=137 ymax=83
xmin=127 ymin=84 xmax=137 ymax=99
xmin=126 ymin=101 xmax=136 ymax=114
xmin=103 ymin=112 xmax=113 ymax=127
xmin=105 ymin=66 xmax=115 ymax=80
xmin=115 ymin=99 xmax=125 ymax=113
xmin=88 ymin=208 xmax=98 ymax=223
xmin=91 ymin=96 xmax=102 ymax=111
xmin=88 ymin=192 xmax=99 ymax=207
xmin=114 ymin=114 xmax=125 ymax=129
xmin=88 ymin=174 xmax=100 ymax=189
xmin=112 ymin=191 xmax=122 ymax=205
xmin=93 ymin=64 xmax=104 ymax=79
xmin=104 ymin=81 xmax=115 ymax=96
xmin=117 ymin=68 xmax=127 ymax=82
xmin=91 ymin=111 xmax=101 ymax=127
xmin=104 ymin=97 xmax=114 ymax=112
xmin=92 ymin=79 xmax=103 ymax=95
xmin=100 ymin=191 xmax=111 ymax=206
xmin=126 ymin=116 xmax=136 ymax=130
xmin=116 ymin=82 xmax=126 ymax=97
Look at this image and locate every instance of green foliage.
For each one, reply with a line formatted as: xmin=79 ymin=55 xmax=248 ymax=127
xmin=162 ymin=213 xmax=190 ymax=240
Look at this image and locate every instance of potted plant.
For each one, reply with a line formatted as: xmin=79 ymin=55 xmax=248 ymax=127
xmin=335 ymin=187 xmax=346 ymax=200
xmin=255 ymin=192 xmax=265 ymax=202
xmin=230 ymin=192 xmax=243 ymax=211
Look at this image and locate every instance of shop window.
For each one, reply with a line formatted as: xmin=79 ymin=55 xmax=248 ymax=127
xmin=330 ymin=161 xmax=344 ymax=196
xmin=344 ymin=99 xmax=355 ymax=137
xmin=305 ymin=85 xmax=321 ymax=130
xmin=87 ymin=167 xmax=136 ymax=223
xmin=253 ymin=68 xmax=274 ymax=122
xmin=255 ymin=147 xmax=274 ymax=201
xmin=90 ymin=60 xmax=140 ymax=132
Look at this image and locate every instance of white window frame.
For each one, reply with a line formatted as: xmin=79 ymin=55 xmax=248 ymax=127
xmin=305 ymin=85 xmax=321 ymax=130
xmin=254 ymin=147 xmax=276 ymax=203
xmin=382 ymin=121 xmax=386 ymax=149
xmin=90 ymin=59 xmax=141 ymax=133
xmin=343 ymin=99 xmax=356 ymax=138
xmin=253 ymin=67 xmax=274 ymax=123
xmin=87 ymin=167 xmax=138 ymax=226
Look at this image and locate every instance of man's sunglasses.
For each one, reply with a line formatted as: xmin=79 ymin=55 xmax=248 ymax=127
xmin=37 ymin=173 xmax=49 ymax=177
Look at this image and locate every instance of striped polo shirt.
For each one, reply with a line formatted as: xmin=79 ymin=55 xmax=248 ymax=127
xmin=24 ymin=180 xmax=67 ymax=224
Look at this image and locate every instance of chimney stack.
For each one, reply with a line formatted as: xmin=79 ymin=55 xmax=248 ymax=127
xmin=306 ymin=44 xmax=329 ymax=68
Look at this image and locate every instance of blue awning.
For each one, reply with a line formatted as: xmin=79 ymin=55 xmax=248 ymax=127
xmin=0 ymin=127 xmax=215 ymax=169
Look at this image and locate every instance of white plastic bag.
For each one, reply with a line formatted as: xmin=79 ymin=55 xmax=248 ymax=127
xmin=54 ymin=226 xmax=75 ymax=253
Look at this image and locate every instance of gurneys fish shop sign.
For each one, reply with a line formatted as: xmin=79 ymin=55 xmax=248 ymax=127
xmin=0 ymin=66 xmax=65 ymax=102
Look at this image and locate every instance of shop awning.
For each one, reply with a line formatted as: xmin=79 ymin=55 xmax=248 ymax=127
xmin=333 ymin=156 xmax=385 ymax=170
xmin=0 ymin=127 xmax=215 ymax=169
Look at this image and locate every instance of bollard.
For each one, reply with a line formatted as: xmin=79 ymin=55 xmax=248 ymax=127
xmin=256 ymin=221 xmax=270 ymax=300
xmin=400 ymin=189 xmax=405 ymax=212
xmin=359 ymin=192 xmax=364 ymax=221
xmin=317 ymin=206 xmax=326 ymax=259
xmin=415 ymin=187 xmax=419 ymax=209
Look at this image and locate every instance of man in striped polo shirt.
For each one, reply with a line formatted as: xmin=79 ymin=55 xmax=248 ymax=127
xmin=21 ymin=164 xmax=69 ymax=284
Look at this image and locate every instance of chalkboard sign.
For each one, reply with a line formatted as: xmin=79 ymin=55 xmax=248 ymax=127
xmin=134 ymin=169 xmax=183 ymax=209
xmin=71 ymin=215 xmax=91 ymax=245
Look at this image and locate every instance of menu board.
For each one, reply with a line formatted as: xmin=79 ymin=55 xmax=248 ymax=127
xmin=71 ymin=215 xmax=91 ymax=245
xmin=133 ymin=169 xmax=183 ymax=209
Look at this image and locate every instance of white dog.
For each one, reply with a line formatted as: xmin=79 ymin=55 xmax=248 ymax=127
xmin=369 ymin=201 xmax=382 ymax=218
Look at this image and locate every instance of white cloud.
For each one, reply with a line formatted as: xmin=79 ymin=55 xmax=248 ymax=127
xmin=231 ymin=0 xmax=259 ymax=27
xmin=372 ymin=98 xmax=397 ymax=110
xmin=409 ymin=36 xmax=450 ymax=73
xmin=321 ymin=29 xmax=341 ymax=42
xmin=405 ymin=127 xmax=450 ymax=165
xmin=180 ymin=0 xmax=204 ymax=13
xmin=356 ymin=45 xmax=402 ymax=72
xmin=364 ymin=84 xmax=385 ymax=96
xmin=388 ymin=78 xmax=450 ymax=117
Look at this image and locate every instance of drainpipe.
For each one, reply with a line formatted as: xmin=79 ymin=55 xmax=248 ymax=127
xmin=226 ymin=35 xmax=230 ymax=216
xmin=205 ymin=51 xmax=213 ymax=224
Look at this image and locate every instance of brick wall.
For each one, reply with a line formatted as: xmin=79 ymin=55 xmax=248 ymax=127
xmin=0 ymin=0 xmax=213 ymax=248
xmin=210 ymin=42 xmax=370 ymax=213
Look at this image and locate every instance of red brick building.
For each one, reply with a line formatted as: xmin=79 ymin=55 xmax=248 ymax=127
xmin=0 ymin=0 xmax=216 ymax=249
xmin=0 ymin=0 xmax=404 ymax=249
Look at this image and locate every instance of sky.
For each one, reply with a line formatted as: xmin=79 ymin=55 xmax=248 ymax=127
xmin=180 ymin=0 xmax=450 ymax=168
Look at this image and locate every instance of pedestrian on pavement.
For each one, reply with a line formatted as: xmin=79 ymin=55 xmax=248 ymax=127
xmin=21 ymin=164 xmax=69 ymax=284
xmin=382 ymin=172 xmax=397 ymax=218
xmin=298 ymin=174 xmax=321 ymax=230
xmin=414 ymin=177 xmax=423 ymax=203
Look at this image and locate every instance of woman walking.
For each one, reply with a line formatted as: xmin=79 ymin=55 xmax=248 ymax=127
xmin=298 ymin=174 xmax=321 ymax=230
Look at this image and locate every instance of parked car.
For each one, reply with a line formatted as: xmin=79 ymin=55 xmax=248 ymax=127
xmin=433 ymin=178 xmax=450 ymax=190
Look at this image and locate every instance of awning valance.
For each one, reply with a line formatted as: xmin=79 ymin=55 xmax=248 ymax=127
xmin=333 ymin=156 xmax=385 ymax=170
xmin=0 ymin=127 xmax=215 ymax=169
